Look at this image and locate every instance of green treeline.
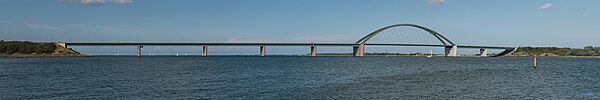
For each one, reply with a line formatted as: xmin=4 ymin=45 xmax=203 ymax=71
xmin=0 ymin=40 xmax=56 ymax=54
xmin=516 ymin=46 xmax=600 ymax=56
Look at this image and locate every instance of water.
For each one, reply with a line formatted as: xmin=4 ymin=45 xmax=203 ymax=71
xmin=1 ymin=56 xmax=599 ymax=99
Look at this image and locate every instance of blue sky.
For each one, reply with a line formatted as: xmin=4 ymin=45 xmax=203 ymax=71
xmin=1 ymin=0 xmax=599 ymax=55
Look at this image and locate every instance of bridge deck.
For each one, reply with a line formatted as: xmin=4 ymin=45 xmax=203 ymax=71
xmin=65 ymin=42 xmax=515 ymax=49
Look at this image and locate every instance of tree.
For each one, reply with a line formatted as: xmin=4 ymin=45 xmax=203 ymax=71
xmin=0 ymin=41 xmax=57 ymax=54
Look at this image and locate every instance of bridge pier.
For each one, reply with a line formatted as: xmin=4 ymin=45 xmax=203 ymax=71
xmin=480 ymin=48 xmax=488 ymax=57
xmin=137 ymin=46 xmax=143 ymax=57
xmin=353 ymin=44 xmax=365 ymax=57
xmin=444 ymin=45 xmax=457 ymax=57
xmin=202 ymin=46 xmax=208 ymax=57
xmin=260 ymin=45 xmax=266 ymax=57
xmin=310 ymin=46 xmax=317 ymax=56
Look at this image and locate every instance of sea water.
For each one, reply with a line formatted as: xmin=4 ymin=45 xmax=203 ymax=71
xmin=1 ymin=56 xmax=599 ymax=99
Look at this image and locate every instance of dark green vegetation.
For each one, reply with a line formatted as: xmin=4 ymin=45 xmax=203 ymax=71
xmin=0 ymin=40 xmax=56 ymax=54
xmin=514 ymin=46 xmax=600 ymax=56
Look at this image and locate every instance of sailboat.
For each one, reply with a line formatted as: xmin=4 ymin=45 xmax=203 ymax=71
xmin=427 ymin=50 xmax=433 ymax=57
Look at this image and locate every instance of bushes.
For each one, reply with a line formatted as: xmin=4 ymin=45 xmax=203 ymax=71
xmin=517 ymin=46 xmax=600 ymax=56
xmin=0 ymin=40 xmax=56 ymax=54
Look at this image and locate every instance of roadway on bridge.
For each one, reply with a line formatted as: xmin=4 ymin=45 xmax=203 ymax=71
xmin=65 ymin=42 xmax=515 ymax=49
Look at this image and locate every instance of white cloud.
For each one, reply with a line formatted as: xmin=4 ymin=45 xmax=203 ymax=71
xmin=430 ymin=0 xmax=446 ymax=4
xmin=61 ymin=0 xmax=105 ymax=5
xmin=109 ymin=0 xmax=133 ymax=4
xmin=61 ymin=0 xmax=133 ymax=5
xmin=28 ymin=24 xmax=60 ymax=30
xmin=536 ymin=3 xmax=553 ymax=10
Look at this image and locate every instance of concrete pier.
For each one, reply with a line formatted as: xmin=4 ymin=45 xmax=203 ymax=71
xmin=480 ymin=48 xmax=488 ymax=57
xmin=310 ymin=46 xmax=317 ymax=56
xmin=202 ymin=46 xmax=208 ymax=57
xmin=137 ymin=46 xmax=143 ymax=57
xmin=444 ymin=45 xmax=457 ymax=57
xmin=353 ymin=44 xmax=365 ymax=57
xmin=260 ymin=46 xmax=266 ymax=57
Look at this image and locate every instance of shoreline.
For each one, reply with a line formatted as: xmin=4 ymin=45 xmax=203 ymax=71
xmin=3 ymin=54 xmax=598 ymax=58
xmin=0 ymin=54 xmax=88 ymax=58
xmin=506 ymin=55 xmax=600 ymax=58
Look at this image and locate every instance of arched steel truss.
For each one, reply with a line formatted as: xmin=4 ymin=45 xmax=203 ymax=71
xmin=355 ymin=24 xmax=455 ymax=46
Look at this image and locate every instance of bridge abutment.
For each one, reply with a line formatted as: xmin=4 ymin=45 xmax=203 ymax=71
xmin=445 ymin=45 xmax=457 ymax=57
xmin=353 ymin=44 xmax=365 ymax=57
xmin=57 ymin=42 xmax=67 ymax=48
xmin=480 ymin=48 xmax=488 ymax=57
xmin=491 ymin=48 xmax=518 ymax=57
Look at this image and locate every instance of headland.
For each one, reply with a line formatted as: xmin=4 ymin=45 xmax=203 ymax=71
xmin=0 ymin=40 xmax=83 ymax=58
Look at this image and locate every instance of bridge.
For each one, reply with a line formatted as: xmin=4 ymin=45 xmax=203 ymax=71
xmin=59 ymin=24 xmax=518 ymax=57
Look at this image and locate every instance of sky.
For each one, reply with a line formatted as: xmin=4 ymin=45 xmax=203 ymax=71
xmin=1 ymin=0 xmax=599 ymax=55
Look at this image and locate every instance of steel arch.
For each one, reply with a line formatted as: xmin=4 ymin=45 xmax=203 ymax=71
xmin=355 ymin=24 xmax=455 ymax=46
